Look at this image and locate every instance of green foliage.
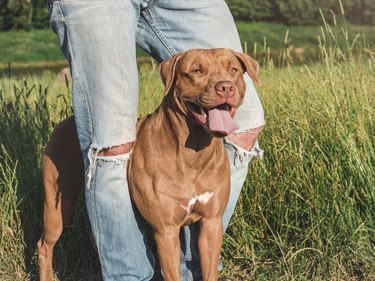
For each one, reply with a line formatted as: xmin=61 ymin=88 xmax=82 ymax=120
xmin=0 ymin=0 xmax=49 ymax=30
xmin=346 ymin=0 xmax=375 ymax=24
xmin=275 ymin=0 xmax=323 ymax=25
xmin=0 ymin=0 xmax=32 ymax=30
xmin=226 ymin=0 xmax=375 ymax=25
xmin=30 ymin=0 xmax=50 ymax=29
xmin=1 ymin=0 xmax=375 ymax=30
xmin=225 ymin=0 xmax=275 ymax=22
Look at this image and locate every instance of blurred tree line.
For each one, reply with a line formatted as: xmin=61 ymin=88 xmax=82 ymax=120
xmin=0 ymin=0 xmax=49 ymax=30
xmin=0 ymin=0 xmax=374 ymax=30
xmin=226 ymin=0 xmax=375 ymax=25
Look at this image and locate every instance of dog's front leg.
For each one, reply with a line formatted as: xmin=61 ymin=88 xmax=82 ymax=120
xmin=154 ymin=227 xmax=181 ymax=281
xmin=198 ymin=217 xmax=223 ymax=281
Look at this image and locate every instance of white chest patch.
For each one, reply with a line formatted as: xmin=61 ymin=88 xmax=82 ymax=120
xmin=180 ymin=191 xmax=214 ymax=213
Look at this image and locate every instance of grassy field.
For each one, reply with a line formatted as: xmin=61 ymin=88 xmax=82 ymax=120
xmin=0 ymin=21 xmax=374 ymax=68
xmin=236 ymin=21 xmax=375 ymax=62
xmin=0 ymin=21 xmax=374 ymax=280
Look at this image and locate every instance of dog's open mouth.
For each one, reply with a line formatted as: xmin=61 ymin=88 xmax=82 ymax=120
xmin=185 ymin=101 xmax=239 ymax=135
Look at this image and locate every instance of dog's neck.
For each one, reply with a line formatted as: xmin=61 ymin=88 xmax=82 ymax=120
xmin=153 ymin=96 xmax=221 ymax=153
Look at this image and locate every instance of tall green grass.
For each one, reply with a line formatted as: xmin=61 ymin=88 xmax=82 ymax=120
xmin=237 ymin=21 xmax=375 ymax=64
xmin=221 ymin=16 xmax=375 ymax=280
xmin=0 ymin=17 xmax=374 ymax=281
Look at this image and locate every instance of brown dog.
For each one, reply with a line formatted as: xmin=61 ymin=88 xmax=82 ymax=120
xmin=37 ymin=48 xmax=260 ymax=281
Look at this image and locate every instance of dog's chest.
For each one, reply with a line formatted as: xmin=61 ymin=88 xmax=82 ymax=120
xmin=177 ymin=162 xmax=229 ymax=222
xmin=180 ymin=191 xmax=213 ymax=212
xmin=130 ymin=115 xmax=230 ymax=227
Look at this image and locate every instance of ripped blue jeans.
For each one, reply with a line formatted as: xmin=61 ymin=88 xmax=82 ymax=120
xmin=48 ymin=0 xmax=264 ymax=280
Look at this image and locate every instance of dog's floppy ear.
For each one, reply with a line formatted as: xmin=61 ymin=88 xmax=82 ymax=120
xmin=234 ymin=51 xmax=262 ymax=85
xmin=159 ymin=52 xmax=183 ymax=95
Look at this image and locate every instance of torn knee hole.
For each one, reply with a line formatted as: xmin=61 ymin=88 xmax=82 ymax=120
xmin=227 ymin=126 xmax=263 ymax=151
xmin=97 ymin=142 xmax=133 ymax=156
xmin=86 ymin=143 xmax=133 ymax=189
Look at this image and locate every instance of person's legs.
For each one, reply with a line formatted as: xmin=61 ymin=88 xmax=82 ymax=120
xmin=48 ymin=0 xmax=154 ymax=280
xmin=136 ymin=0 xmax=264 ymax=279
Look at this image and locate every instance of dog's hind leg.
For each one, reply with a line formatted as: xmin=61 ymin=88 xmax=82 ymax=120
xmin=38 ymin=117 xmax=84 ymax=281
xmin=198 ymin=217 xmax=223 ymax=281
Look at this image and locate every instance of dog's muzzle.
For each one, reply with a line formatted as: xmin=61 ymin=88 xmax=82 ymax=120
xmin=185 ymin=101 xmax=239 ymax=136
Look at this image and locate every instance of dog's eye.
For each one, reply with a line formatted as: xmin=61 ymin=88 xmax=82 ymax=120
xmin=230 ymin=67 xmax=239 ymax=73
xmin=191 ymin=68 xmax=202 ymax=74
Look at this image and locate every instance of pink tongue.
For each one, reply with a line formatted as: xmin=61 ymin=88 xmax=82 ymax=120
xmin=208 ymin=108 xmax=239 ymax=135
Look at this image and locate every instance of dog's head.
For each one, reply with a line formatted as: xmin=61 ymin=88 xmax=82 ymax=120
xmin=159 ymin=48 xmax=261 ymax=137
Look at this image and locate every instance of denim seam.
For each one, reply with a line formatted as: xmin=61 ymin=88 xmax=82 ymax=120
xmin=141 ymin=10 xmax=177 ymax=56
xmin=90 ymin=163 xmax=103 ymax=271
xmin=185 ymin=227 xmax=192 ymax=260
xmin=140 ymin=0 xmax=154 ymax=13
